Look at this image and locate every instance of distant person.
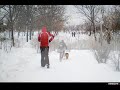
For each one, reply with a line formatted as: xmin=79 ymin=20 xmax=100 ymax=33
xmin=55 ymin=31 xmax=58 ymax=36
xmin=58 ymin=40 xmax=67 ymax=61
xmin=38 ymin=26 xmax=54 ymax=68
xmin=74 ymin=32 xmax=76 ymax=37
xmin=72 ymin=32 xmax=74 ymax=37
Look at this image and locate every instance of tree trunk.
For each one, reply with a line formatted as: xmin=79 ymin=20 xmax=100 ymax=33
xmin=118 ymin=58 xmax=120 ymax=71
xmin=0 ymin=40 xmax=2 ymax=49
xmin=26 ymin=26 xmax=28 ymax=42
xmin=9 ymin=5 xmax=15 ymax=46
xmin=18 ymin=30 xmax=20 ymax=38
xmin=89 ymin=29 xmax=91 ymax=36
xmin=32 ymin=31 xmax=34 ymax=36
xmin=24 ymin=31 xmax=25 ymax=36
xmin=29 ymin=28 xmax=32 ymax=40
xmin=100 ymin=23 xmax=103 ymax=46
xmin=11 ymin=25 xmax=14 ymax=46
xmin=9 ymin=30 xmax=11 ymax=38
xmin=93 ymin=21 xmax=97 ymax=41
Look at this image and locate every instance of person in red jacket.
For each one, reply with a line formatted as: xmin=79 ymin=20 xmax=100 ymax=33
xmin=38 ymin=26 xmax=54 ymax=68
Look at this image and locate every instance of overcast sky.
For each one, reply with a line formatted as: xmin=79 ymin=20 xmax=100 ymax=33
xmin=65 ymin=5 xmax=86 ymax=26
xmin=65 ymin=5 xmax=113 ymax=26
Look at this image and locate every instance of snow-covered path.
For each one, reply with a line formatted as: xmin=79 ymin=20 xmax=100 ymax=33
xmin=0 ymin=41 xmax=120 ymax=82
xmin=0 ymin=32 xmax=120 ymax=82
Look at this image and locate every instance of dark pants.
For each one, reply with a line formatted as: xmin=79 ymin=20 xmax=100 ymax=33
xmin=40 ymin=46 xmax=49 ymax=67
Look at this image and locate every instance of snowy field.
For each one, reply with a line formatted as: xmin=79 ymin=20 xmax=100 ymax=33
xmin=0 ymin=31 xmax=120 ymax=82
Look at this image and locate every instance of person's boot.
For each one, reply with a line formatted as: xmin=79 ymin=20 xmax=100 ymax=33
xmin=41 ymin=65 xmax=45 ymax=67
xmin=47 ymin=64 xmax=50 ymax=69
xmin=41 ymin=62 xmax=45 ymax=67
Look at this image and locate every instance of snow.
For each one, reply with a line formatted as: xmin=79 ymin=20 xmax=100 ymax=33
xmin=0 ymin=31 xmax=120 ymax=82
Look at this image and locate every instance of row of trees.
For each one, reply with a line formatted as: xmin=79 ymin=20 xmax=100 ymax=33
xmin=0 ymin=5 xmax=66 ymax=47
xmin=74 ymin=5 xmax=120 ymax=44
xmin=1 ymin=5 xmax=119 ymax=47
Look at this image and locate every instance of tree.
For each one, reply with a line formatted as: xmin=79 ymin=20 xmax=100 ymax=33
xmin=1 ymin=5 xmax=22 ymax=46
xmin=15 ymin=5 xmax=35 ymax=42
xmin=14 ymin=5 xmax=26 ymax=38
xmin=35 ymin=5 xmax=66 ymax=32
xmin=75 ymin=5 xmax=100 ymax=41
xmin=110 ymin=5 xmax=120 ymax=32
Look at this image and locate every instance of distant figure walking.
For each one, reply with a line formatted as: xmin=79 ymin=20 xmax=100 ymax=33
xmin=74 ymin=32 xmax=76 ymax=37
xmin=72 ymin=32 xmax=76 ymax=37
xmin=38 ymin=26 xmax=54 ymax=68
xmin=72 ymin=32 xmax=74 ymax=37
xmin=57 ymin=40 xmax=67 ymax=61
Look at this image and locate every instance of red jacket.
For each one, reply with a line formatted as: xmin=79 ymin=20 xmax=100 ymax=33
xmin=38 ymin=27 xmax=54 ymax=47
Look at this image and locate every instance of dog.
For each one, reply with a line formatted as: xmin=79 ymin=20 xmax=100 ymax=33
xmin=65 ymin=53 xmax=69 ymax=60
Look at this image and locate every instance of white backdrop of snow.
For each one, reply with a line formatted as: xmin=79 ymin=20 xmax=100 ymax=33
xmin=0 ymin=31 xmax=120 ymax=82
